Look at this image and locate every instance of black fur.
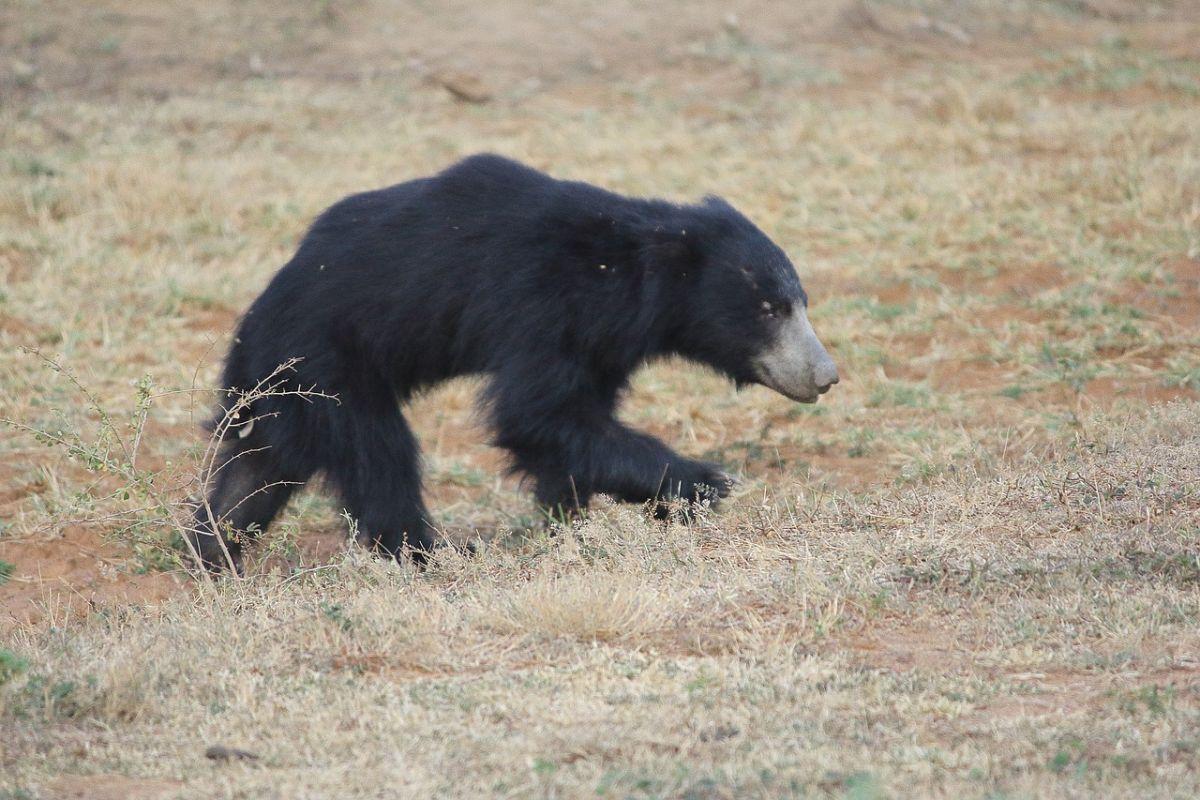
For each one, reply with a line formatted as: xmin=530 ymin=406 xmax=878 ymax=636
xmin=190 ymin=154 xmax=808 ymax=570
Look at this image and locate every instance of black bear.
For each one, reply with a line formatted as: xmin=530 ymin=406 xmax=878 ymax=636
xmin=190 ymin=154 xmax=838 ymax=570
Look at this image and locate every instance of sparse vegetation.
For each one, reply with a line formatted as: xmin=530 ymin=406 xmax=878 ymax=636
xmin=2 ymin=1 xmax=1199 ymax=798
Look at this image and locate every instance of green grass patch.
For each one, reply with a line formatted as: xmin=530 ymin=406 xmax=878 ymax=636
xmin=0 ymin=649 xmax=30 ymax=685
xmin=866 ymin=381 xmax=931 ymax=408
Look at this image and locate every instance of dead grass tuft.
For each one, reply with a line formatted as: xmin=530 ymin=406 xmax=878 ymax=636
xmin=485 ymin=571 xmax=675 ymax=643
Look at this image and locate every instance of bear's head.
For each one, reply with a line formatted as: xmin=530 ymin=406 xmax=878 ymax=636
xmin=651 ymin=197 xmax=838 ymax=404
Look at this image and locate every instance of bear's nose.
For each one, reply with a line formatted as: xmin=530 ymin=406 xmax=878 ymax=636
xmin=816 ymin=372 xmax=839 ymax=394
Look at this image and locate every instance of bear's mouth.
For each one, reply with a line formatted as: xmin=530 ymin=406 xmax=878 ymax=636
xmin=755 ymin=363 xmax=820 ymax=404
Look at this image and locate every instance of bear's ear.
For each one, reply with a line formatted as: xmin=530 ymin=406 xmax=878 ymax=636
xmin=701 ymin=194 xmax=737 ymax=213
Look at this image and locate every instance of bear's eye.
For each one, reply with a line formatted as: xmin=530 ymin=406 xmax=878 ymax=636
xmin=760 ymin=300 xmax=777 ymax=319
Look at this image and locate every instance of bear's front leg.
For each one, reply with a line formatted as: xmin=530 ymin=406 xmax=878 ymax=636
xmin=577 ymin=426 xmax=733 ymax=516
xmin=646 ymin=456 xmax=735 ymax=520
xmin=501 ymin=413 xmax=733 ymax=519
xmin=491 ymin=370 xmax=734 ymax=520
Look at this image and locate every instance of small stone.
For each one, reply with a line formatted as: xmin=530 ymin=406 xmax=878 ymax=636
xmin=436 ymin=71 xmax=492 ymax=104
xmin=205 ymin=745 xmax=260 ymax=762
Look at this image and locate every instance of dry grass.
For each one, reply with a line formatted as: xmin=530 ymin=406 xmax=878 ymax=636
xmin=2 ymin=1 xmax=1200 ymax=798
xmin=2 ymin=404 xmax=1198 ymax=798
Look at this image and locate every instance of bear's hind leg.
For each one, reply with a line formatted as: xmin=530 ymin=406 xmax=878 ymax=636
xmin=190 ymin=440 xmax=307 ymax=573
xmin=324 ymin=404 xmax=437 ymax=563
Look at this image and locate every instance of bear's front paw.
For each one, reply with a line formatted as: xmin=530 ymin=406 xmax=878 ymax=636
xmin=654 ymin=461 xmax=734 ymax=520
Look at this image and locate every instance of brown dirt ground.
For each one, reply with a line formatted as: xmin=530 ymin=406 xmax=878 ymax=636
xmin=44 ymin=774 xmax=183 ymax=800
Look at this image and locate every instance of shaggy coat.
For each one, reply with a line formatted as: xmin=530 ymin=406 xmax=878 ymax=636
xmin=190 ymin=154 xmax=837 ymax=569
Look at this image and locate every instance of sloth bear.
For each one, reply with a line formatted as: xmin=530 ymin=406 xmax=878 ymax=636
xmin=190 ymin=154 xmax=838 ymax=570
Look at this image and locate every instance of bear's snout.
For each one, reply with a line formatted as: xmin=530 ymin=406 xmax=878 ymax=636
xmin=753 ymin=308 xmax=838 ymax=404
